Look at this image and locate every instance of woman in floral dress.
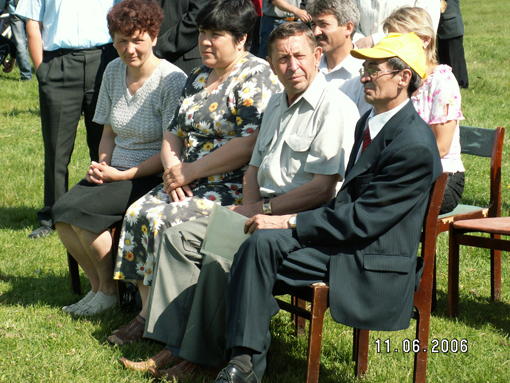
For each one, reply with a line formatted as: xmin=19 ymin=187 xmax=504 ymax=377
xmin=108 ymin=0 xmax=282 ymax=345
xmin=384 ymin=6 xmax=465 ymax=214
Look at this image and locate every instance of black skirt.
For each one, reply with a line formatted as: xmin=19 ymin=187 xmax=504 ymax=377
xmin=52 ymin=175 xmax=162 ymax=234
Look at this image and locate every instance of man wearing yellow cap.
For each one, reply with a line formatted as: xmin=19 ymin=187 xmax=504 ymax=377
xmin=215 ymin=32 xmax=442 ymax=383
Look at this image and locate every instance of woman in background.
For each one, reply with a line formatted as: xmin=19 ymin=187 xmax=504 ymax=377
xmin=383 ymin=6 xmax=465 ymax=214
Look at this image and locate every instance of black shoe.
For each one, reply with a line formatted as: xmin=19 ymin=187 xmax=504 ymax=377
xmin=214 ymin=364 xmax=259 ymax=383
xmin=28 ymin=225 xmax=53 ymax=239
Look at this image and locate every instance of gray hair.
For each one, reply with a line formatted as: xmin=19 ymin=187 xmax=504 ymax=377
xmin=306 ymin=0 xmax=360 ymax=38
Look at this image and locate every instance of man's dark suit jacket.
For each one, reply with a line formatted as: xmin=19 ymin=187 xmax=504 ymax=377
xmin=438 ymin=0 xmax=464 ymax=39
xmin=154 ymin=0 xmax=210 ymax=75
xmin=295 ymin=101 xmax=442 ymax=331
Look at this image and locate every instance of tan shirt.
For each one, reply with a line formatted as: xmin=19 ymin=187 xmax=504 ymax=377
xmin=250 ymin=73 xmax=359 ymax=198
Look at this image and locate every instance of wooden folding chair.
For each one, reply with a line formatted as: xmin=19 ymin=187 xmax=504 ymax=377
xmin=276 ymin=173 xmax=448 ymax=383
xmin=448 ymin=217 xmax=510 ymax=317
xmin=433 ymin=126 xmax=505 ymax=313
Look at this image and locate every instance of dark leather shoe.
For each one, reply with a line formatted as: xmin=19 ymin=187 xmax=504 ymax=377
xmin=214 ymin=363 xmax=259 ymax=383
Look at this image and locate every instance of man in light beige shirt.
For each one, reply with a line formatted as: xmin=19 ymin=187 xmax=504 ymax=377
xmin=231 ymin=21 xmax=359 ymax=219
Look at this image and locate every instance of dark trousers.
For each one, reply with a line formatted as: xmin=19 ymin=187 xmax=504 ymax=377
xmin=437 ymin=35 xmax=469 ymax=89
xmin=440 ymin=171 xmax=465 ymax=215
xmin=36 ymin=44 xmax=117 ymax=226
xmin=226 ymin=228 xmax=331 ymax=379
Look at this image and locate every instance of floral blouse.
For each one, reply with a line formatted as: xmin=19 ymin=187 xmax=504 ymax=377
xmin=168 ymin=53 xmax=282 ymax=205
xmin=411 ymin=64 xmax=465 ymax=173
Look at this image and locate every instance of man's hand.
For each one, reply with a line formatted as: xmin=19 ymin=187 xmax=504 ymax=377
xmin=294 ymin=8 xmax=311 ymax=23
xmin=229 ymin=202 xmax=263 ymax=218
xmin=244 ymin=214 xmax=293 ymax=234
xmin=355 ymin=36 xmax=374 ymax=49
xmin=163 ymin=162 xmax=196 ymax=193
xmin=85 ymin=161 xmax=123 ymax=184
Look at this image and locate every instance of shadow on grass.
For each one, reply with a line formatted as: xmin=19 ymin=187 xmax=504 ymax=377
xmin=433 ymin=289 xmax=510 ymax=334
xmin=1 ymin=106 xmax=40 ymax=116
xmin=263 ymin=314 xmax=356 ymax=383
xmin=0 ymin=272 xmax=85 ymax=308
xmin=0 ymin=206 xmax=39 ymax=230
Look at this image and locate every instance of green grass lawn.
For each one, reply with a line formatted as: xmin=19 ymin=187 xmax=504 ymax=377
xmin=1 ymin=0 xmax=510 ymax=381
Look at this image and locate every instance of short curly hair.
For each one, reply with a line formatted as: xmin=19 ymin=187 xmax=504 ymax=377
xmin=107 ymin=0 xmax=163 ymax=40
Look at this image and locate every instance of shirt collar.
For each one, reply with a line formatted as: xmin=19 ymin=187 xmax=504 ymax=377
xmin=279 ymin=71 xmax=327 ymax=110
xmin=366 ymin=99 xmax=410 ymax=139
xmin=319 ymin=42 xmax=362 ymax=77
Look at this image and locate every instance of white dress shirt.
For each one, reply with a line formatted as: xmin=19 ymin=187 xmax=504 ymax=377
xmin=354 ymin=0 xmax=441 ymax=45
xmin=355 ymin=98 xmax=409 ymax=163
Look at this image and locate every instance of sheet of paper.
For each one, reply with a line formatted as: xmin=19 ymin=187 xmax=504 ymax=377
xmin=200 ymin=204 xmax=251 ymax=262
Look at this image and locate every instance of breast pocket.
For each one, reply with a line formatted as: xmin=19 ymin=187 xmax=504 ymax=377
xmin=283 ymin=134 xmax=314 ymax=176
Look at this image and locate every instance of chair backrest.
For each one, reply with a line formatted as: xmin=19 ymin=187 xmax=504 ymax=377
xmin=459 ymin=125 xmax=505 ymax=217
xmin=416 ymin=173 xmax=449 ymax=304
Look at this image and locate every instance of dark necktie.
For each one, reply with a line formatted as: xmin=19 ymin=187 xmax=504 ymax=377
xmin=361 ymin=125 xmax=371 ymax=153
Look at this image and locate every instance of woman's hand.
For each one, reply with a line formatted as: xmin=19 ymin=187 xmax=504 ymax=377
xmin=163 ymin=162 xmax=196 ymax=193
xmin=168 ymin=185 xmax=194 ymax=202
xmin=85 ymin=161 xmax=123 ymax=184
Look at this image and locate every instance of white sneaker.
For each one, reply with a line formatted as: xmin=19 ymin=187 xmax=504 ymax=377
xmin=74 ymin=292 xmax=117 ymax=316
xmin=62 ymin=291 xmax=96 ymax=314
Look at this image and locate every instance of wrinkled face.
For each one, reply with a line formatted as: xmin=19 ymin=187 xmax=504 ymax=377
xmin=113 ymin=30 xmax=156 ymax=68
xmin=198 ymin=29 xmax=245 ymax=69
xmin=267 ymin=34 xmax=321 ymax=105
xmin=360 ymin=59 xmax=403 ymax=110
xmin=311 ymin=13 xmax=350 ymax=55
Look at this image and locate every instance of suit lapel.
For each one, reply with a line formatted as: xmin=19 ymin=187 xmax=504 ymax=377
xmin=342 ymin=101 xmax=416 ymax=188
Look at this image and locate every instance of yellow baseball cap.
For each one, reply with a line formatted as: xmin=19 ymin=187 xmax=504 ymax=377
xmin=351 ymin=32 xmax=427 ymax=79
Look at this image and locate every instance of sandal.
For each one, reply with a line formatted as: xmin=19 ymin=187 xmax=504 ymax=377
xmin=149 ymin=359 xmax=213 ymax=380
xmin=107 ymin=315 xmax=145 ymax=345
xmin=120 ymin=348 xmax=183 ymax=372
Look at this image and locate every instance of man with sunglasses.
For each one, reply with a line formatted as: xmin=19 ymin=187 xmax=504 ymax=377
xmin=216 ymin=32 xmax=442 ymax=382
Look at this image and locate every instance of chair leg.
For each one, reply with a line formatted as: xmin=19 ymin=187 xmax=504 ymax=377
xmin=431 ymin=254 xmax=437 ymax=312
xmin=447 ymin=230 xmax=460 ymax=318
xmin=291 ymin=296 xmax=307 ymax=337
xmin=490 ymin=234 xmax=502 ymax=301
xmin=305 ymin=287 xmax=328 ymax=383
xmin=67 ymin=251 xmax=81 ymax=295
xmin=110 ymin=222 xmax=123 ymax=308
xmin=413 ymin=308 xmax=430 ymax=383
xmin=354 ymin=329 xmax=369 ymax=378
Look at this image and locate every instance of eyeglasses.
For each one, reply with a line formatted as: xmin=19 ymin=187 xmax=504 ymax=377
xmin=359 ymin=67 xmax=401 ymax=79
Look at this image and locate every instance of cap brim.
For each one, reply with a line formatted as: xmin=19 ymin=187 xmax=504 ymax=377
xmin=350 ymin=47 xmax=397 ymax=61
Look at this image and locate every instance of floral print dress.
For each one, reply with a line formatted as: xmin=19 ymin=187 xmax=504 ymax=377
xmin=114 ymin=53 xmax=282 ymax=285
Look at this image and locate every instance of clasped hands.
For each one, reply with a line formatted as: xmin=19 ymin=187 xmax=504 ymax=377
xmin=163 ymin=162 xmax=195 ymax=202
xmin=86 ymin=161 xmax=123 ymax=184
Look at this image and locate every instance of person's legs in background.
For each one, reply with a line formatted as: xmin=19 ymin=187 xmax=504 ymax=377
xmin=437 ymin=35 xmax=469 ymax=89
xmin=9 ymin=14 xmax=32 ymax=81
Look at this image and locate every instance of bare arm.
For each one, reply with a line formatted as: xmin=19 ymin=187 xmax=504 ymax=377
xmin=229 ymin=165 xmax=262 ymax=216
xmin=26 ymin=19 xmax=43 ymax=70
xmin=240 ymin=172 xmax=339 ymax=223
xmin=429 ymin=119 xmax=457 ymax=158
xmin=270 ymin=0 xmax=311 ymax=22
xmin=98 ymin=124 xmax=116 ymax=165
xmin=164 ymin=131 xmax=259 ymax=192
xmin=161 ymin=130 xmax=184 ymax=170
